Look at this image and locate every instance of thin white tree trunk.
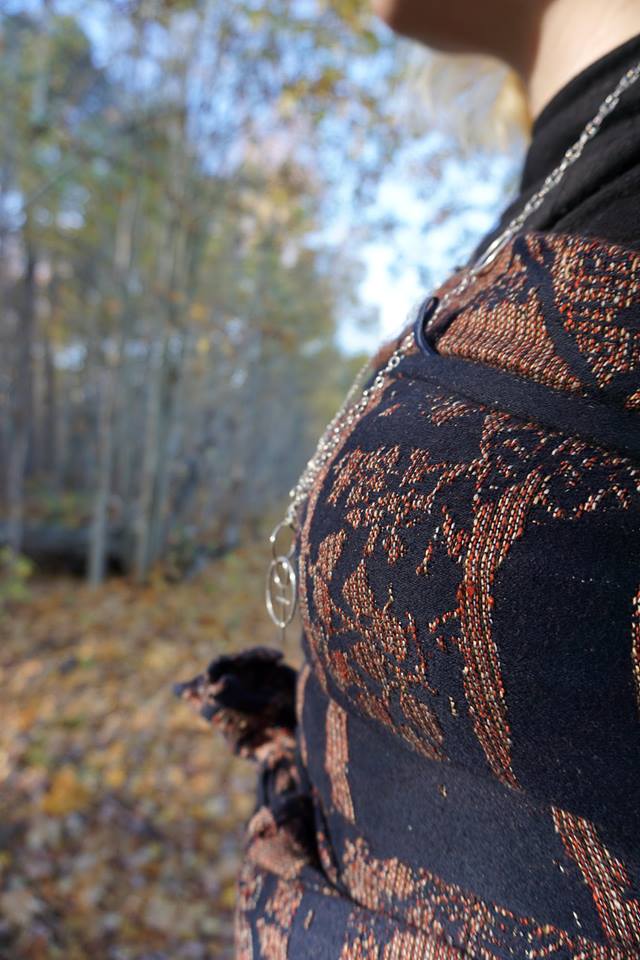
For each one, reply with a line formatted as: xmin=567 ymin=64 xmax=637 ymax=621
xmin=88 ymin=365 xmax=115 ymax=586
xmin=6 ymin=247 xmax=36 ymax=553
xmin=133 ymin=332 xmax=165 ymax=582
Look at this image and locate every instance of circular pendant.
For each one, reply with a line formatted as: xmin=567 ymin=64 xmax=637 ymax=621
xmin=266 ymin=555 xmax=297 ymax=629
xmin=265 ymin=519 xmax=298 ymax=629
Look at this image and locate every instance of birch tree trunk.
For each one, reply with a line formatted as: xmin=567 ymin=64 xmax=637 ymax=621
xmin=147 ymin=333 xmax=187 ymax=568
xmin=6 ymin=246 xmax=36 ymax=553
xmin=133 ymin=330 xmax=165 ymax=582
xmin=88 ymin=365 xmax=115 ymax=586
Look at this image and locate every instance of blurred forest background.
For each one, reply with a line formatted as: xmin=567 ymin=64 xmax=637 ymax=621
xmin=0 ymin=1 xmax=524 ymax=957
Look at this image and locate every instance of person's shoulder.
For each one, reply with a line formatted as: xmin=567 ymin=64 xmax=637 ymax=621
xmin=432 ymin=229 xmax=640 ymax=420
xmin=552 ymin=165 xmax=640 ymax=256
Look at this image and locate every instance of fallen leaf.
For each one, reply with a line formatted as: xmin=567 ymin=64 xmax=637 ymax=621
xmin=0 ymin=886 xmax=42 ymax=926
xmin=41 ymin=766 xmax=92 ymax=816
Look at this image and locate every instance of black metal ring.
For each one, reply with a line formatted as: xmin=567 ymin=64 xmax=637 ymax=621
xmin=413 ymin=296 xmax=440 ymax=356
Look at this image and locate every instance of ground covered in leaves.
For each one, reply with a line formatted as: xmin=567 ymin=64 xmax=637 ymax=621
xmin=0 ymin=546 xmax=301 ymax=959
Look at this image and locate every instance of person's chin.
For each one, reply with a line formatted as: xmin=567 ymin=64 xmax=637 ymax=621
xmin=371 ymin=1 xmax=475 ymax=55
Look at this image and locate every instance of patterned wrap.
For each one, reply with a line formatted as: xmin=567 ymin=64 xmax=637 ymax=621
xmin=227 ymin=231 xmax=640 ymax=958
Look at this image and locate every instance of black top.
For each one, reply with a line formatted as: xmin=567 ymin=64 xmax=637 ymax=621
xmin=177 ymin=32 xmax=640 ymax=960
xmin=477 ymin=30 xmax=640 ymax=258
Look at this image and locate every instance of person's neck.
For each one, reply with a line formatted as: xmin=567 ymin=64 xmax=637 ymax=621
xmin=524 ymin=0 xmax=640 ymax=120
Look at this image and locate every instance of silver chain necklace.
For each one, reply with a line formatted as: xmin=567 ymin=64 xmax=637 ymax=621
xmin=265 ymin=59 xmax=640 ymax=634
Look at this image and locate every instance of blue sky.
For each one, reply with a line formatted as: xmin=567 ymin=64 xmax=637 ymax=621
xmin=339 ymin=143 xmax=521 ymax=352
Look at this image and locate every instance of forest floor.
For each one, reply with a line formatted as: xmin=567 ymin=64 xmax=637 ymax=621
xmin=0 ymin=545 xmax=302 ymax=960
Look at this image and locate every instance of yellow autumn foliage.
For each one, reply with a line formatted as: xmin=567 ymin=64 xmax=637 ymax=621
xmin=41 ymin=766 xmax=92 ymax=816
xmin=2 ymin=546 xmax=300 ymax=957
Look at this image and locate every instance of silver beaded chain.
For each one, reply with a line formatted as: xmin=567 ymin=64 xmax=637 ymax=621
xmin=265 ymin=59 xmax=640 ymax=632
